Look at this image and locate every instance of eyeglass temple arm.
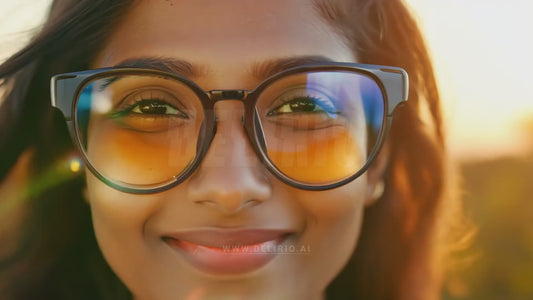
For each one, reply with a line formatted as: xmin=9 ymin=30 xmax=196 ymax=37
xmin=50 ymin=69 xmax=114 ymax=120
xmin=373 ymin=67 xmax=409 ymax=116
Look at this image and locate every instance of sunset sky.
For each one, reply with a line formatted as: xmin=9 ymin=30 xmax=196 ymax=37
xmin=406 ymin=0 xmax=533 ymax=159
xmin=1 ymin=0 xmax=532 ymax=160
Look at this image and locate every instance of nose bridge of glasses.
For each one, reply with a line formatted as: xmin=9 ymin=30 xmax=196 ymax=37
xmin=199 ymin=98 xmax=262 ymax=173
xmin=209 ymin=90 xmax=249 ymax=102
xmin=209 ymin=90 xmax=251 ymax=125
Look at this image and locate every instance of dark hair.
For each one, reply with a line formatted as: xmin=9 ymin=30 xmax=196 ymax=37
xmin=0 ymin=0 xmax=452 ymax=299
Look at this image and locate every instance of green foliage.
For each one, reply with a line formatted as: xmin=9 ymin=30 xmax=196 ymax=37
xmin=443 ymin=154 xmax=533 ymax=300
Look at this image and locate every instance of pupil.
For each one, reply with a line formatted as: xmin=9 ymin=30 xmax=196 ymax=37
xmin=290 ymin=99 xmax=315 ymax=112
xmin=140 ymin=101 xmax=167 ymax=114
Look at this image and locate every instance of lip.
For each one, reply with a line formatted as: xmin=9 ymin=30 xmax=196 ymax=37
xmin=163 ymin=229 xmax=293 ymax=275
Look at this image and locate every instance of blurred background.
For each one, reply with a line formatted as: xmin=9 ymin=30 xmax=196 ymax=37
xmin=404 ymin=1 xmax=533 ymax=299
xmin=1 ymin=0 xmax=532 ymax=299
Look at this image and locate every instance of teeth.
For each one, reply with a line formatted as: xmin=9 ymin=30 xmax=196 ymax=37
xmin=163 ymin=234 xmax=288 ymax=249
xmin=181 ymin=238 xmax=277 ymax=251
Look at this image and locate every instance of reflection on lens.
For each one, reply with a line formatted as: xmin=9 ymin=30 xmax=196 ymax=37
xmin=257 ymin=71 xmax=384 ymax=184
xmin=266 ymin=128 xmax=362 ymax=183
xmin=76 ymin=74 xmax=204 ymax=186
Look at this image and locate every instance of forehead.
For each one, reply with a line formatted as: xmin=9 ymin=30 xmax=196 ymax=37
xmin=95 ymin=0 xmax=355 ymax=84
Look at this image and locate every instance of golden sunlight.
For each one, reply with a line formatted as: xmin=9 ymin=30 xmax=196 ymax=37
xmin=406 ymin=0 xmax=533 ymax=159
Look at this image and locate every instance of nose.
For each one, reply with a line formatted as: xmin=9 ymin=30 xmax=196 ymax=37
xmin=186 ymin=101 xmax=271 ymax=214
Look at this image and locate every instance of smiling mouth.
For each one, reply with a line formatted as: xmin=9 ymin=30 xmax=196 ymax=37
xmin=162 ymin=229 xmax=293 ymax=275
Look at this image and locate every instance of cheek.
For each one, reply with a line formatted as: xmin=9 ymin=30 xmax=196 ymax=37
xmin=86 ymin=172 xmax=162 ymax=292
xmin=86 ymin=172 xmax=158 ymax=237
xmin=290 ymin=176 xmax=368 ymax=290
xmin=299 ymin=176 xmax=367 ymax=221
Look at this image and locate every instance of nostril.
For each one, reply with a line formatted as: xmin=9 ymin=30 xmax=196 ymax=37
xmin=193 ymin=196 xmax=263 ymax=214
xmin=193 ymin=199 xmax=217 ymax=208
xmin=242 ymin=199 xmax=262 ymax=209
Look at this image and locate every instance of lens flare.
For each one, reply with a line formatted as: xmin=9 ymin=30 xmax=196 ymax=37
xmin=69 ymin=158 xmax=82 ymax=173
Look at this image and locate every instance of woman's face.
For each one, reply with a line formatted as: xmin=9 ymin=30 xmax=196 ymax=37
xmin=87 ymin=0 xmax=378 ymax=299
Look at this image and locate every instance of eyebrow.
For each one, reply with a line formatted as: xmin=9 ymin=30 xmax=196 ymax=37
xmin=113 ymin=55 xmax=336 ymax=80
xmin=113 ymin=56 xmax=206 ymax=78
xmin=250 ymin=55 xmax=336 ymax=80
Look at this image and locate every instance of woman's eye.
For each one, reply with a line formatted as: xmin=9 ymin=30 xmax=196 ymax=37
xmin=131 ymin=99 xmax=188 ymax=118
xmin=112 ymin=99 xmax=189 ymax=119
xmin=267 ymin=96 xmax=338 ymax=116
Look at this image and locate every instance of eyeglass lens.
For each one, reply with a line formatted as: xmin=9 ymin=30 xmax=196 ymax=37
xmin=75 ymin=71 xmax=384 ymax=187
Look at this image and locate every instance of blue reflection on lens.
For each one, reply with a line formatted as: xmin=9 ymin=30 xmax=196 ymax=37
xmin=77 ymin=82 xmax=93 ymax=146
xmin=360 ymin=77 xmax=384 ymax=133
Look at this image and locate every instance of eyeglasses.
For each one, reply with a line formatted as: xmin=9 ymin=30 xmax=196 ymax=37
xmin=50 ymin=62 xmax=408 ymax=194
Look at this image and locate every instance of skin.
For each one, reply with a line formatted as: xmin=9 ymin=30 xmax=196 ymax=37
xmin=86 ymin=0 xmax=386 ymax=299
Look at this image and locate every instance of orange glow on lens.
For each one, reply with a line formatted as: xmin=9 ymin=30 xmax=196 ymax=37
xmin=87 ymin=124 xmax=198 ymax=185
xmin=267 ymin=129 xmax=363 ymax=183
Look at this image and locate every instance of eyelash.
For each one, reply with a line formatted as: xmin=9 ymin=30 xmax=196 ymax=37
xmin=266 ymin=94 xmax=341 ymax=117
xmin=109 ymin=90 xmax=189 ymax=119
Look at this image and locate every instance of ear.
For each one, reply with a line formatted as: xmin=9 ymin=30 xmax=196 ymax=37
xmin=364 ymin=142 xmax=389 ymax=207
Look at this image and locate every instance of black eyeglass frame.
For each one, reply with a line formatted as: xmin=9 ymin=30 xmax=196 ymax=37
xmin=51 ymin=62 xmax=408 ymax=194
